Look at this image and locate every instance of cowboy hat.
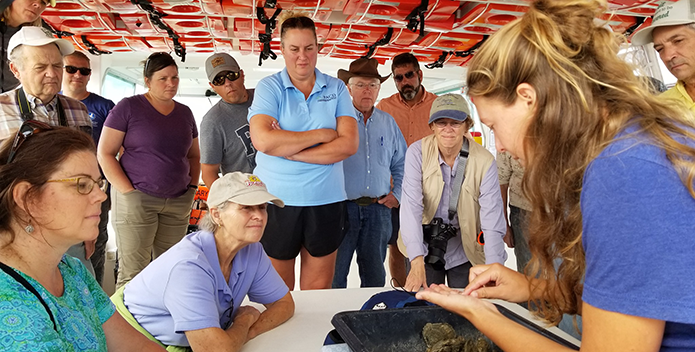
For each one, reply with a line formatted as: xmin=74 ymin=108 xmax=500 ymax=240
xmin=337 ymin=58 xmax=391 ymax=84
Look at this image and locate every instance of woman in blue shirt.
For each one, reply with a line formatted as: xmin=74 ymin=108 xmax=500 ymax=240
xmin=416 ymin=0 xmax=695 ymax=351
xmin=248 ymin=13 xmax=358 ymax=290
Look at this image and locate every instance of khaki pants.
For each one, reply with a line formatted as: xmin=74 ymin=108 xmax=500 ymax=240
xmin=113 ymin=188 xmax=195 ymax=288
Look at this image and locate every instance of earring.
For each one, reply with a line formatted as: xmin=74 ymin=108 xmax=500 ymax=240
xmin=24 ymin=223 xmax=34 ymax=234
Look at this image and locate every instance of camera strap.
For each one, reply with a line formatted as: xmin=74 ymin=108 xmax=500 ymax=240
xmin=448 ymin=138 xmax=469 ymax=221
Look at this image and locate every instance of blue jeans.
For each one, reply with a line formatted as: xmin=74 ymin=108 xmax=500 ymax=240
xmin=332 ymin=202 xmax=392 ymax=288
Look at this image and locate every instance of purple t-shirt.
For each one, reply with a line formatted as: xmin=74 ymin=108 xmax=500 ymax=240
xmin=104 ymin=95 xmax=197 ymax=198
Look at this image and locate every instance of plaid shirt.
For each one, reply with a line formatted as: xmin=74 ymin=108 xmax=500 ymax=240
xmin=0 ymin=88 xmax=92 ymax=142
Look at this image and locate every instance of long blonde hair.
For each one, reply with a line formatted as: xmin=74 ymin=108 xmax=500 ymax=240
xmin=467 ymin=0 xmax=695 ymax=324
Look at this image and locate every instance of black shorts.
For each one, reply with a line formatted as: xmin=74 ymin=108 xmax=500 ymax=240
xmin=261 ymin=201 xmax=348 ymax=260
xmin=388 ymin=207 xmax=400 ymax=245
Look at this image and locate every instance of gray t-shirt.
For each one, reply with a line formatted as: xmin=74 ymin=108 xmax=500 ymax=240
xmin=199 ymin=89 xmax=256 ymax=175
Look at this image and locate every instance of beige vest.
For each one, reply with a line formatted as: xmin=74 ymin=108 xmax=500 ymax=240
xmin=420 ymin=134 xmax=494 ymax=266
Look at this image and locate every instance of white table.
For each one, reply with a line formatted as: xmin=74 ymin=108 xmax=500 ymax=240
xmin=241 ymin=288 xmax=581 ymax=351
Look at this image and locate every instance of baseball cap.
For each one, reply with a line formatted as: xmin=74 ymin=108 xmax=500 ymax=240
xmin=205 ymin=53 xmax=241 ymax=82
xmin=631 ymin=0 xmax=695 ymax=45
xmin=206 ymin=172 xmax=284 ymax=208
xmin=7 ymin=26 xmax=74 ymax=60
xmin=428 ymin=94 xmax=471 ymax=124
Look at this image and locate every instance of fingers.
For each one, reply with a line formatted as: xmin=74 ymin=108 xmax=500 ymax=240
xmin=464 ymin=265 xmax=499 ymax=295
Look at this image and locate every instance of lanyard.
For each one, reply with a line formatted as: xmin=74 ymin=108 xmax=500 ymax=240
xmin=0 ymin=261 xmax=57 ymax=331
xmin=16 ymin=87 xmax=68 ymax=126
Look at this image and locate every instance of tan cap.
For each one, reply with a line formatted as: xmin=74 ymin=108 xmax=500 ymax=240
xmin=428 ymin=94 xmax=471 ymax=124
xmin=631 ymin=0 xmax=695 ymax=45
xmin=207 ymin=172 xmax=284 ymax=208
xmin=205 ymin=53 xmax=241 ymax=82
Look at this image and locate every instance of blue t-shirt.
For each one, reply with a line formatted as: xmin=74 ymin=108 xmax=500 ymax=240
xmin=0 ymin=255 xmax=116 ymax=352
xmin=123 ymin=231 xmax=288 ymax=347
xmin=247 ymin=68 xmax=357 ymax=206
xmin=582 ymin=126 xmax=695 ymax=350
xmin=81 ymin=93 xmax=115 ymax=146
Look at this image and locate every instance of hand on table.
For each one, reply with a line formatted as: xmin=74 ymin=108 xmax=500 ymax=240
xmin=404 ymin=256 xmax=428 ymax=292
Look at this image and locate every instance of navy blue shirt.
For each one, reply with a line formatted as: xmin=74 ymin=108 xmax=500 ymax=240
xmin=81 ymin=93 xmax=115 ymax=146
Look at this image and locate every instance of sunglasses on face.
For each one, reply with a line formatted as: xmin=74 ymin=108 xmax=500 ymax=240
xmin=46 ymin=177 xmax=107 ymax=195
xmin=6 ymin=120 xmax=53 ymax=165
xmin=212 ymin=71 xmax=241 ymax=86
xmin=393 ymin=70 xmax=417 ymax=82
xmin=65 ymin=66 xmax=92 ymax=76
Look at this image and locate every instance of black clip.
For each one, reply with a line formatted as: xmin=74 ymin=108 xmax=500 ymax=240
xmin=257 ymin=5 xmax=282 ymax=66
xmin=405 ymin=0 xmax=429 ymax=36
xmin=81 ymin=35 xmax=111 ymax=55
xmin=362 ymin=27 xmax=393 ymax=59
xmin=425 ymin=51 xmax=449 ymax=69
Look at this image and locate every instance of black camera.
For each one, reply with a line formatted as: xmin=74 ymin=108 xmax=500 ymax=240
xmin=422 ymin=217 xmax=458 ymax=271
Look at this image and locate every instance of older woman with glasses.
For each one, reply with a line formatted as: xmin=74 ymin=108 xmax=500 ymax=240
xmin=112 ymin=172 xmax=294 ymax=352
xmin=248 ymin=13 xmax=358 ymax=290
xmin=0 ymin=123 xmax=164 ymax=351
xmin=98 ymin=52 xmax=200 ymax=289
xmin=400 ymin=94 xmax=507 ymax=292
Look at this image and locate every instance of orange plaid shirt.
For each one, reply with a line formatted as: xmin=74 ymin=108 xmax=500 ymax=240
xmin=376 ymin=87 xmax=437 ymax=146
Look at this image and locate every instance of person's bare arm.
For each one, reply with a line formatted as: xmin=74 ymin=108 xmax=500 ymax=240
xmin=103 ymin=312 xmax=166 ymax=352
xmin=185 ymin=306 xmax=261 ymax=352
xmin=249 ymin=114 xmax=338 ymax=157
xmin=188 ymin=138 xmax=201 ymax=186
xmin=201 ymin=163 xmax=221 ymax=188
xmin=247 ymin=292 xmax=295 ymax=340
xmin=97 ymin=127 xmax=134 ymax=194
xmin=285 ymin=115 xmax=359 ymax=164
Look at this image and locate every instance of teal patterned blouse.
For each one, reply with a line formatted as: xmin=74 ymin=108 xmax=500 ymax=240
xmin=0 ymin=255 xmax=116 ymax=351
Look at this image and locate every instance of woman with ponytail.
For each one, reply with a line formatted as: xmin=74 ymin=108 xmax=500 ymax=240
xmin=416 ymin=0 xmax=695 ymax=351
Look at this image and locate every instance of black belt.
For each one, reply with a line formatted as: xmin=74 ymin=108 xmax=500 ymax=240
xmin=350 ymin=196 xmax=385 ymax=207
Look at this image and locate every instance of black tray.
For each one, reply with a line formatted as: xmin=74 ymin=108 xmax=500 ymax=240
xmin=331 ymin=305 xmax=579 ymax=352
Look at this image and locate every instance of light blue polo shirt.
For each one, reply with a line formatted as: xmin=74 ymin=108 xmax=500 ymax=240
xmin=123 ymin=231 xmax=288 ymax=347
xmin=248 ymin=68 xmax=357 ymax=206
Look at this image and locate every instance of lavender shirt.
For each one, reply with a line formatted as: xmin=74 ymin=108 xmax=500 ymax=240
xmin=104 ymin=95 xmax=197 ymax=198
xmin=400 ymin=140 xmax=507 ymax=269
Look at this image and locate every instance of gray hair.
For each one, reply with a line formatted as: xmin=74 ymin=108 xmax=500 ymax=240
xmin=198 ymin=201 xmax=229 ymax=233
xmin=8 ymin=45 xmax=24 ymax=69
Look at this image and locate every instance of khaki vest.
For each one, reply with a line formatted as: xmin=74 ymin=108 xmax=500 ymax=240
xmin=419 ymin=134 xmax=494 ymax=266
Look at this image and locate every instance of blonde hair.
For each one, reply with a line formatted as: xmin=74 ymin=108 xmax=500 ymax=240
xmin=467 ymin=0 xmax=695 ymax=325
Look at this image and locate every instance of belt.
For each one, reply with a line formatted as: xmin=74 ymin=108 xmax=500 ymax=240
xmin=350 ymin=196 xmax=384 ymax=207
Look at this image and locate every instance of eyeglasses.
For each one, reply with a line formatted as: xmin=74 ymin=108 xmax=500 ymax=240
xmin=220 ymin=301 xmax=234 ymax=329
xmin=433 ymin=120 xmax=465 ymax=129
xmin=350 ymin=82 xmax=380 ymax=90
xmin=64 ymin=65 xmax=92 ymax=76
xmin=6 ymin=120 xmax=53 ymax=165
xmin=46 ymin=177 xmax=107 ymax=195
xmin=212 ymin=71 xmax=241 ymax=86
xmin=393 ymin=70 xmax=417 ymax=82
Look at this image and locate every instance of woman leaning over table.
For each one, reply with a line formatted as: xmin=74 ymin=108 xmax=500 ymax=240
xmin=0 ymin=123 xmax=164 ymax=351
xmin=416 ymin=0 xmax=695 ymax=351
xmin=248 ymin=12 xmax=358 ymax=290
xmin=98 ymin=52 xmax=200 ymax=289
xmin=112 ymin=172 xmax=294 ymax=352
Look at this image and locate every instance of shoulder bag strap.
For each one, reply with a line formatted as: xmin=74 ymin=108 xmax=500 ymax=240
xmin=0 ymin=261 xmax=57 ymax=331
xmin=16 ymin=87 xmax=34 ymax=122
xmin=448 ymin=138 xmax=469 ymax=221
xmin=55 ymin=96 xmax=68 ymax=127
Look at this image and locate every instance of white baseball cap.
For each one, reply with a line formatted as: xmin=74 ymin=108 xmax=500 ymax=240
xmin=631 ymin=0 xmax=695 ymax=45
xmin=7 ymin=27 xmax=74 ymax=60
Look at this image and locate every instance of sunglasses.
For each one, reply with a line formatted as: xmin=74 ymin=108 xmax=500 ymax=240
xmin=212 ymin=71 xmax=241 ymax=86
xmin=65 ymin=65 xmax=92 ymax=76
xmin=6 ymin=120 xmax=53 ymax=165
xmin=46 ymin=177 xmax=107 ymax=195
xmin=393 ymin=70 xmax=417 ymax=82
